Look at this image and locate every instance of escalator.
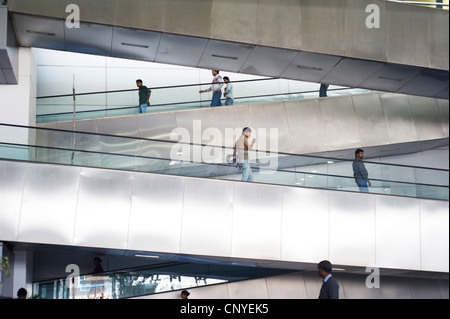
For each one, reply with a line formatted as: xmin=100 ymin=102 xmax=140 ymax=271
xmin=0 ymin=123 xmax=448 ymax=278
xmin=36 ymin=88 xmax=449 ymax=163
xmin=32 ymin=259 xmax=292 ymax=299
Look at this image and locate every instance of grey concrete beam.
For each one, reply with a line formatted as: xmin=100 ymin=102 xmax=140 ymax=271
xmin=6 ymin=0 xmax=449 ymax=98
xmin=8 ymin=0 xmax=449 ymax=69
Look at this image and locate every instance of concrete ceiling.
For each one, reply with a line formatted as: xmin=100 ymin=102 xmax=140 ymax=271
xmin=4 ymin=5 xmax=449 ymax=99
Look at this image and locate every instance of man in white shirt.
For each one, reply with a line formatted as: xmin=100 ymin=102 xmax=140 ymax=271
xmin=223 ymin=76 xmax=234 ymax=105
xmin=199 ymin=70 xmax=224 ymax=107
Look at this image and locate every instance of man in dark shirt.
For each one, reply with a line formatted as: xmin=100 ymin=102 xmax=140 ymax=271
xmin=136 ymin=79 xmax=151 ymax=113
xmin=318 ymin=260 xmax=339 ymax=299
xmin=93 ymin=256 xmax=104 ymax=273
xmin=352 ymin=148 xmax=371 ymax=192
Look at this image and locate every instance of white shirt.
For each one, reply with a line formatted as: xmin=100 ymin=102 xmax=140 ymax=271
xmin=224 ymin=83 xmax=233 ymax=99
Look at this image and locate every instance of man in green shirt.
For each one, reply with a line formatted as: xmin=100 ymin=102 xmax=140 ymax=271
xmin=136 ymin=79 xmax=151 ymax=113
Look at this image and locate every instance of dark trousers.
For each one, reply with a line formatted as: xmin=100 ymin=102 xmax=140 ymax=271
xmin=319 ymin=84 xmax=328 ymax=97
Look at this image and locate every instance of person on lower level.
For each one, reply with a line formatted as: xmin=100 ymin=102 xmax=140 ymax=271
xmin=318 ymin=260 xmax=339 ymax=299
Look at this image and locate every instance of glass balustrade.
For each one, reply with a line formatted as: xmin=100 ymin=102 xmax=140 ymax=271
xmin=35 ymin=269 xmax=228 ymax=299
xmin=36 ymin=78 xmax=374 ymax=123
xmin=31 ymin=261 xmax=290 ymax=299
xmin=0 ymin=123 xmax=448 ymax=200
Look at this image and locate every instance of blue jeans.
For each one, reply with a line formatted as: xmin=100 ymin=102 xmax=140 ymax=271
xmin=211 ymin=91 xmax=222 ymax=107
xmin=356 ymin=180 xmax=369 ymax=193
xmin=225 ymin=98 xmax=234 ymax=105
xmin=138 ymin=103 xmax=148 ymax=113
xmin=241 ymin=160 xmax=254 ymax=182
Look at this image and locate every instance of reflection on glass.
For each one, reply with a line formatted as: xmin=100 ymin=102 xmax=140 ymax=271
xmin=0 ymin=123 xmax=448 ymax=201
xmin=36 ymin=79 xmax=375 ymax=123
xmin=36 ymin=271 xmax=227 ymax=299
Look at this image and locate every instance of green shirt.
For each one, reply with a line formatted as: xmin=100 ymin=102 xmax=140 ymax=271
xmin=138 ymin=85 xmax=150 ymax=105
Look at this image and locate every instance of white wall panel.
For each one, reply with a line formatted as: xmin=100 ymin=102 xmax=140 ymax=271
xmin=73 ymin=167 xmax=132 ymax=249
xmin=375 ymin=195 xmax=421 ymax=270
xmin=231 ymin=182 xmax=282 ymax=260
xmin=18 ymin=163 xmax=80 ymax=245
xmin=329 ymin=191 xmax=376 ymax=266
xmin=0 ymin=48 xmax=36 ymax=127
xmin=0 ymin=159 xmax=448 ymax=273
xmin=419 ymin=200 xmax=449 ymax=272
xmin=0 ymin=161 xmax=26 ymax=241
xmin=180 ymin=178 xmax=234 ymax=257
xmin=127 ymin=173 xmax=185 ymax=253
xmin=281 ymin=187 xmax=330 ymax=263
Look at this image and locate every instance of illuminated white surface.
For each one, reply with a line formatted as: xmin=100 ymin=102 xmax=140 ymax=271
xmin=0 ymin=159 xmax=448 ymax=273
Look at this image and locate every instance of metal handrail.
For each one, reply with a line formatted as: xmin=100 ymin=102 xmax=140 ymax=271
xmin=2 ymin=122 xmax=448 ymax=172
xmin=387 ymin=0 xmax=448 ymax=7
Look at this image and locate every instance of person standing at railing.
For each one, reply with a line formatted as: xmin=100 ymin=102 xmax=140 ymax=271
xmin=92 ymin=256 xmax=105 ymax=299
xmin=223 ymin=76 xmax=234 ymax=105
xmin=199 ymin=70 xmax=224 ymax=107
xmin=93 ymin=256 xmax=104 ymax=273
xmin=136 ymin=79 xmax=152 ymax=113
xmin=319 ymin=83 xmax=329 ymax=97
xmin=353 ymin=148 xmax=371 ymax=192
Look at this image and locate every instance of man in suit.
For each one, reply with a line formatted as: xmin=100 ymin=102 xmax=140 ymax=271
xmin=318 ymin=260 xmax=339 ymax=299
